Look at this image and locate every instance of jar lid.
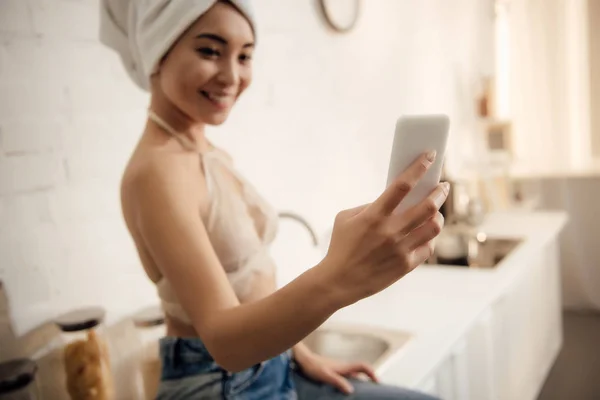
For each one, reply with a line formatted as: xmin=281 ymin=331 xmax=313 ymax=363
xmin=54 ymin=306 xmax=106 ymax=332
xmin=132 ymin=305 xmax=165 ymax=328
xmin=0 ymin=359 xmax=37 ymax=394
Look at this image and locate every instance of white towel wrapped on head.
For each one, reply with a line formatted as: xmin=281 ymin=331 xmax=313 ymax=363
xmin=99 ymin=0 xmax=256 ymax=91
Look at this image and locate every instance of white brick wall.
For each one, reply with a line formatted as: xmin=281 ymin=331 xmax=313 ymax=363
xmin=29 ymin=0 xmax=100 ymax=40
xmin=590 ymin=0 xmax=600 ymax=158
xmin=0 ymin=0 xmax=34 ymax=35
xmin=0 ymin=0 xmax=493 ymax=396
xmin=1 ymin=118 xmax=63 ymax=154
xmin=0 ymin=153 xmax=65 ymax=194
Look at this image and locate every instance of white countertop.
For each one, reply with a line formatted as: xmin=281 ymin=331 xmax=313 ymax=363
xmin=327 ymin=210 xmax=568 ymax=388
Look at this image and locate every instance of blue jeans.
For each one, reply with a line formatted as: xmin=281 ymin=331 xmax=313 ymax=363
xmin=156 ymin=337 xmax=441 ymax=399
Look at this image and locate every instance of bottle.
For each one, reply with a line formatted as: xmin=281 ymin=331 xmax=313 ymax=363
xmin=0 ymin=358 xmax=40 ymax=400
xmin=54 ymin=307 xmax=114 ymax=400
xmin=132 ymin=306 xmax=165 ymax=400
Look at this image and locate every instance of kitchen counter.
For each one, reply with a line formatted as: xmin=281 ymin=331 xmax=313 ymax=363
xmin=328 ymin=210 xmax=568 ymax=391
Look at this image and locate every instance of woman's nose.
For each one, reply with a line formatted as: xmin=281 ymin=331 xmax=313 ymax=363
xmin=216 ymin=59 xmax=240 ymax=87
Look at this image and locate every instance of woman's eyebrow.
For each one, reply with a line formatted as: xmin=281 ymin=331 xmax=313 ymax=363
xmin=196 ymin=33 xmax=254 ymax=48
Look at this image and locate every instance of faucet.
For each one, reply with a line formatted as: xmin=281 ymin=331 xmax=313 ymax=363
xmin=277 ymin=211 xmax=319 ymax=247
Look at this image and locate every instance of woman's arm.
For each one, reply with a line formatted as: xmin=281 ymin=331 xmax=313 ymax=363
xmin=133 ymin=157 xmax=349 ymax=372
xmin=133 ymin=150 xmax=447 ymax=373
xmin=229 ymin=260 xmax=324 ymax=364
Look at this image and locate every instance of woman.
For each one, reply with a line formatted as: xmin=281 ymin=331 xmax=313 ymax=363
xmin=100 ymin=1 xmax=448 ymax=399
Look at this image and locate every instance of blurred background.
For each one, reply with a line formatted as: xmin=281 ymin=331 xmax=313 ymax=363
xmin=0 ymin=0 xmax=598 ymax=399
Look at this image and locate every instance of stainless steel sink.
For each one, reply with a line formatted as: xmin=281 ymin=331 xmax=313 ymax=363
xmin=426 ymin=232 xmax=524 ymax=269
xmin=303 ymin=322 xmax=413 ymax=370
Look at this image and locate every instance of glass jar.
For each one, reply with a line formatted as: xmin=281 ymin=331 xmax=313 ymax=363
xmin=132 ymin=306 xmax=165 ymax=400
xmin=0 ymin=358 xmax=40 ymax=400
xmin=54 ymin=307 xmax=114 ymax=400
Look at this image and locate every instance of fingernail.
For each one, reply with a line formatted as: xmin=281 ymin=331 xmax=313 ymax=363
xmin=426 ymin=150 xmax=437 ymax=162
xmin=443 ymin=182 xmax=450 ymax=191
xmin=436 ymin=185 xmax=449 ymax=206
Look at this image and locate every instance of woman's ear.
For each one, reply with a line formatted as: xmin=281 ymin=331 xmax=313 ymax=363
xmin=149 ymin=72 xmax=161 ymax=89
xmin=152 ymin=52 xmax=171 ymax=81
xmin=152 ymin=51 xmax=169 ymax=76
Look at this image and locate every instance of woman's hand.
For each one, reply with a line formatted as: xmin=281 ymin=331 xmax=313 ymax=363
xmin=320 ymin=150 xmax=449 ymax=306
xmin=293 ymin=342 xmax=378 ymax=395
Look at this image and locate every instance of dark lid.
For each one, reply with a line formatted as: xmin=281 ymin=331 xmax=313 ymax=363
xmin=132 ymin=305 xmax=165 ymax=328
xmin=0 ymin=359 xmax=37 ymax=394
xmin=54 ymin=306 xmax=106 ymax=332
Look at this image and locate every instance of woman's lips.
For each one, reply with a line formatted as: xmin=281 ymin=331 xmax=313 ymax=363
xmin=200 ymin=90 xmax=233 ymax=111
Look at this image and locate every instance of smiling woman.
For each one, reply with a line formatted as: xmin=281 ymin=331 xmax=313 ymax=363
xmin=151 ymin=5 xmax=255 ymax=127
xmin=194 ymin=31 xmax=254 ymax=110
xmin=98 ymin=1 xmax=445 ymax=399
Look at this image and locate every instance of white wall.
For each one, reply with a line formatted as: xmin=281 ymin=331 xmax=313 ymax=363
xmin=507 ymin=0 xmax=595 ymax=171
xmin=0 ymin=0 xmax=494 ymax=338
xmin=590 ymin=0 xmax=600 ymax=158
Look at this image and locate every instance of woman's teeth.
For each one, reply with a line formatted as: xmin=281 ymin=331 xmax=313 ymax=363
xmin=201 ymin=91 xmax=230 ymax=105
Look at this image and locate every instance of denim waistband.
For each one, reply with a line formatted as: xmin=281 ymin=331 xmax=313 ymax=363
xmin=159 ymin=336 xmax=220 ymax=380
xmin=159 ymin=336 xmax=294 ymax=380
xmin=157 ymin=336 xmax=298 ymax=399
xmin=161 ymin=336 xmax=213 ymax=362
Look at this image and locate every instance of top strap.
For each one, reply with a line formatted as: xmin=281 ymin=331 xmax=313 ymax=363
xmin=148 ymin=109 xmax=220 ymax=194
xmin=147 ymin=110 xmax=207 ymax=153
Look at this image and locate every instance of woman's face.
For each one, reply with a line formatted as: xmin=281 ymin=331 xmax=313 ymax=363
xmin=156 ymin=2 xmax=255 ymax=126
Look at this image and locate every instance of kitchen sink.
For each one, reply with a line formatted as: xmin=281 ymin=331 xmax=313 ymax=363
xmin=426 ymin=232 xmax=524 ymax=269
xmin=303 ymin=322 xmax=413 ymax=369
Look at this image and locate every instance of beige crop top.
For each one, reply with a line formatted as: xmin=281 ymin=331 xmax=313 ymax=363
xmin=148 ymin=111 xmax=280 ymax=325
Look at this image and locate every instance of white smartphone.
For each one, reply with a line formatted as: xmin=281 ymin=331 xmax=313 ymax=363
xmin=386 ymin=114 xmax=450 ymax=215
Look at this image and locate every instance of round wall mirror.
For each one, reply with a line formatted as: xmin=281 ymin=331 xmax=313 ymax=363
xmin=319 ymin=0 xmax=361 ymax=33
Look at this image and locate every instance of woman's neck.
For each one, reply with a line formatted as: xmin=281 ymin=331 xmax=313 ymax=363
xmin=148 ymin=96 xmax=210 ymax=153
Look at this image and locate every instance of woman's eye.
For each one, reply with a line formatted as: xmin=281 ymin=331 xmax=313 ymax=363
xmin=197 ymin=48 xmax=219 ymax=57
xmin=239 ymin=53 xmax=252 ymax=63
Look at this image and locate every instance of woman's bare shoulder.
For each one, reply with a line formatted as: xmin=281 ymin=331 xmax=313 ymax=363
xmin=121 ymin=148 xmax=207 ymax=209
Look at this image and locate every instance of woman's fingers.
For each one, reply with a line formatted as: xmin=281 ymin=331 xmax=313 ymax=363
xmin=322 ymin=369 xmax=354 ymax=394
xmin=337 ymin=362 xmax=379 ymax=383
xmin=390 ymin=182 xmax=450 ymax=237
xmin=411 ymin=241 xmax=437 ymax=266
xmin=369 ymin=151 xmax=435 ymax=217
xmin=342 ymin=203 xmax=371 ymax=219
xmin=403 ymin=212 xmax=445 ymax=252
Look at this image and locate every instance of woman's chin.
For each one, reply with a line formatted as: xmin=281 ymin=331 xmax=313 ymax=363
xmin=204 ymin=115 xmax=228 ymax=126
xmin=201 ymin=111 xmax=231 ymax=126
